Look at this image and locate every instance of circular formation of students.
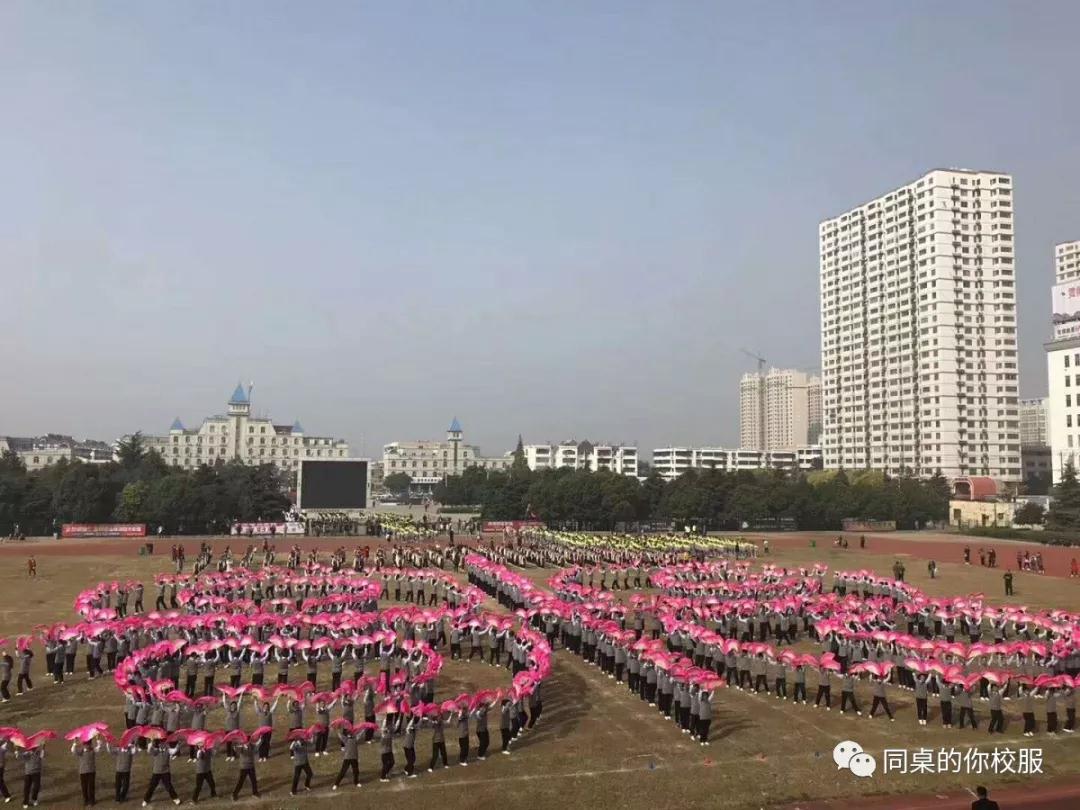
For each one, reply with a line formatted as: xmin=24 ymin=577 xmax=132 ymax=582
xmin=1 ymin=528 xmax=1078 ymax=808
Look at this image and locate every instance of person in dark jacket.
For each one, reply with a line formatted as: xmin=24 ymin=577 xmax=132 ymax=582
xmin=971 ymin=785 xmax=1000 ymax=810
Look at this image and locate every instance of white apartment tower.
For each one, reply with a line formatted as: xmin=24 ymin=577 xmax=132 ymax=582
xmin=820 ymin=169 xmax=1020 ymax=481
xmin=1045 ymin=241 xmax=1080 ymax=482
xmin=739 ymin=368 xmax=820 ymax=451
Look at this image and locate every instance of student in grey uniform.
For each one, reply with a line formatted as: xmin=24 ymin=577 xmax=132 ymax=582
xmin=914 ymin=675 xmax=929 ymax=726
xmin=697 ymin=689 xmax=712 ymax=745
xmin=18 ymin=744 xmax=43 ymax=808
xmin=792 ymin=664 xmax=807 ymax=703
xmin=0 ymin=740 xmax=10 ymax=802
xmin=456 ymin=708 xmax=470 ymax=766
xmin=106 ymin=742 xmax=133 ymax=802
xmin=499 ymin=699 xmax=513 ymax=754
xmin=72 ymin=740 xmax=99 ymax=807
xmin=143 ymin=739 xmax=182 ymax=805
xmin=869 ymin=676 xmax=894 ymax=720
xmin=474 ymin=701 xmax=491 ymax=760
xmin=1018 ymin=685 xmax=1036 ymax=736
xmin=814 ymin=666 xmax=833 ymax=709
xmin=987 ymin=684 xmax=1005 ymax=733
xmin=379 ymin=720 xmax=396 ymax=781
xmin=1047 ymin=688 xmax=1060 ymax=735
xmin=289 ymin=734 xmax=313 ymax=795
xmin=191 ymin=743 xmax=216 ymax=803
xmin=16 ymin=648 xmax=32 ymax=695
xmin=840 ymin=672 xmax=860 ymax=715
xmin=0 ymin=650 xmax=11 ymax=701
xmin=427 ymin=712 xmax=449 ymax=771
xmin=332 ymin=729 xmax=361 ymax=789
xmin=230 ymin=741 xmax=259 ymax=800
xmin=402 ymin=717 xmax=418 ymax=777
xmin=956 ymin=685 xmax=977 ymax=729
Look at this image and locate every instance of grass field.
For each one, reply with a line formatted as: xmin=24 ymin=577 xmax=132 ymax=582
xmin=0 ymin=536 xmax=1078 ymax=809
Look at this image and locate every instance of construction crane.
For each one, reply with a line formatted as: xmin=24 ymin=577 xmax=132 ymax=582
xmin=740 ymin=348 xmax=767 ymax=451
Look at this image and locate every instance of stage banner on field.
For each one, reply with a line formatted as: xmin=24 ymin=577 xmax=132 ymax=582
xmin=232 ymin=521 xmax=305 ymax=536
xmin=842 ymin=519 xmax=897 ymax=532
xmin=62 ymin=523 xmax=147 ymax=538
xmin=482 ymin=520 xmax=545 ymax=532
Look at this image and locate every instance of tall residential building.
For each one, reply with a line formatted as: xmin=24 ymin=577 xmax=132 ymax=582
xmin=819 ymin=169 xmax=1020 ymax=481
xmin=522 ymin=440 xmax=638 ymax=477
xmin=1045 ymin=241 xmax=1080 ymax=482
xmin=1018 ymin=398 xmax=1048 ymax=447
xmin=382 ymin=418 xmax=511 ymax=488
xmin=1055 ymin=240 xmax=1080 ymax=282
xmin=739 ymin=368 xmax=820 ymax=450
xmin=134 ymin=384 xmax=349 ymax=473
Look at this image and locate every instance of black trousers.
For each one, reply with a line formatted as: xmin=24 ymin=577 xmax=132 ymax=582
xmin=698 ymin=718 xmax=711 ymax=742
xmin=815 ymin=685 xmax=831 ymax=707
xmin=381 ymin=752 xmax=394 ymax=778
xmin=989 ymin=709 xmax=1005 ymax=733
xmin=0 ymin=770 xmax=9 ymax=800
xmin=232 ymin=768 xmax=258 ymax=798
xmin=458 ymin=737 xmax=469 ymax=764
xmin=114 ymin=771 xmax=130 ymax=801
xmin=958 ymin=707 xmax=977 ymax=729
xmin=916 ymin=698 xmax=928 ymax=721
xmin=841 ymin=691 xmax=859 ymax=713
xmin=144 ymin=772 xmax=177 ymax=802
xmin=258 ymin=733 xmax=271 ymax=760
xmin=17 ymin=673 xmax=32 ymax=693
xmin=501 ymin=729 xmax=512 ymax=752
xmin=335 ymin=758 xmax=359 ymax=786
xmin=203 ymin=675 xmax=214 ymax=696
xmin=476 ymin=730 xmax=490 ymax=759
xmin=79 ymin=771 xmax=96 ymax=805
xmin=404 ymin=747 xmax=416 ymax=775
xmin=870 ymin=696 xmax=892 ymax=719
xmin=65 ymin=653 xmax=76 ymax=673
xmin=941 ymin=702 xmax=953 ymax=726
xmin=793 ymin=683 xmax=806 ymax=702
xmin=0 ymin=678 xmax=9 ymax=700
xmin=23 ymin=773 xmax=41 ymax=806
xmin=291 ymin=763 xmax=313 ymax=793
xmin=1023 ymin=712 xmax=1036 ymax=733
xmin=528 ymin=703 xmax=542 ymax=727
xmin=429 ymin=742 xmax=448 ymax=769
xmin=193 ymin=772 xmax=217 ymax=801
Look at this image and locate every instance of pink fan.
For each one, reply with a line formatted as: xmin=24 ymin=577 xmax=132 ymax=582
xmin=249 ymin=726 xmax=273 ymax=741
xmin=25 ymin=730 xmax=58 ymax=748
xmin=65 ymin=723 xmax=109 ymax=743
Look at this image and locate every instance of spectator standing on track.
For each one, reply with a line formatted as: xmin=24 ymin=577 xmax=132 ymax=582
xmin=1004 ymin=570 xmax=1014 ymax=597
xmin=971 ymin=785 xmax=1000 ymax=810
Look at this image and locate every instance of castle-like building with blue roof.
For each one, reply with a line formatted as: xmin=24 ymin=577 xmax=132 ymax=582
xmin=136 ymin=384 xmax=350 ymax=472
xmin=382 ymin=418 xmax=511 ymax=489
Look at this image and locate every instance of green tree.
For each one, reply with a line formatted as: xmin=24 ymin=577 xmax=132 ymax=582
xmin=384 ymin=472 xmax=412 ymax=493
xmin=1014 ymin=501 xmax=1045 ymax=526
xmin=1048 ymin=460 xmax=1080 ymax=531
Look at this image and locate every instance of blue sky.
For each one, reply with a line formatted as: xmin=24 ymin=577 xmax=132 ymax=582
xmin=2 ymin=2 xmax=1079 ymax=458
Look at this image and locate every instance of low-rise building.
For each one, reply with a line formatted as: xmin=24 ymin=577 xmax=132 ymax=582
xmin=651 ymin=445 xmax=822 ymax=481
xmin=0 ymin=434 xmax=113 ymax=470
xmin=522 ymin=440 xmax=638 ymax=477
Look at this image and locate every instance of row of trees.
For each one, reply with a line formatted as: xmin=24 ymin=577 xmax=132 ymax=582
xmin=432 ymin=459 xmax=952 ymax=531
xmin=0 ymin=434 xmax=290 ymax=536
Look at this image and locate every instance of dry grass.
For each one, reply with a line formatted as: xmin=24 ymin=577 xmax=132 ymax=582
xmin=0 ymin=544 xmax=1078 ymax=809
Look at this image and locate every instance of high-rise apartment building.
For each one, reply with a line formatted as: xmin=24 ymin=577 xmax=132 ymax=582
xmin=1045 ymin=241 xmax=1080 ymax=483
xmin=739 ymin=369 xmax=820 ymax=451
xmin=1018 ymin=398 xmax=1048 ymax=447
xmin=820 ymin=169 xmax=1020 ymax=481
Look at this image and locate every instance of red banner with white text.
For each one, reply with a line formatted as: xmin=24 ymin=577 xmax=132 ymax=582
xmin=62 ymin=523 xmax=147 ymax=538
